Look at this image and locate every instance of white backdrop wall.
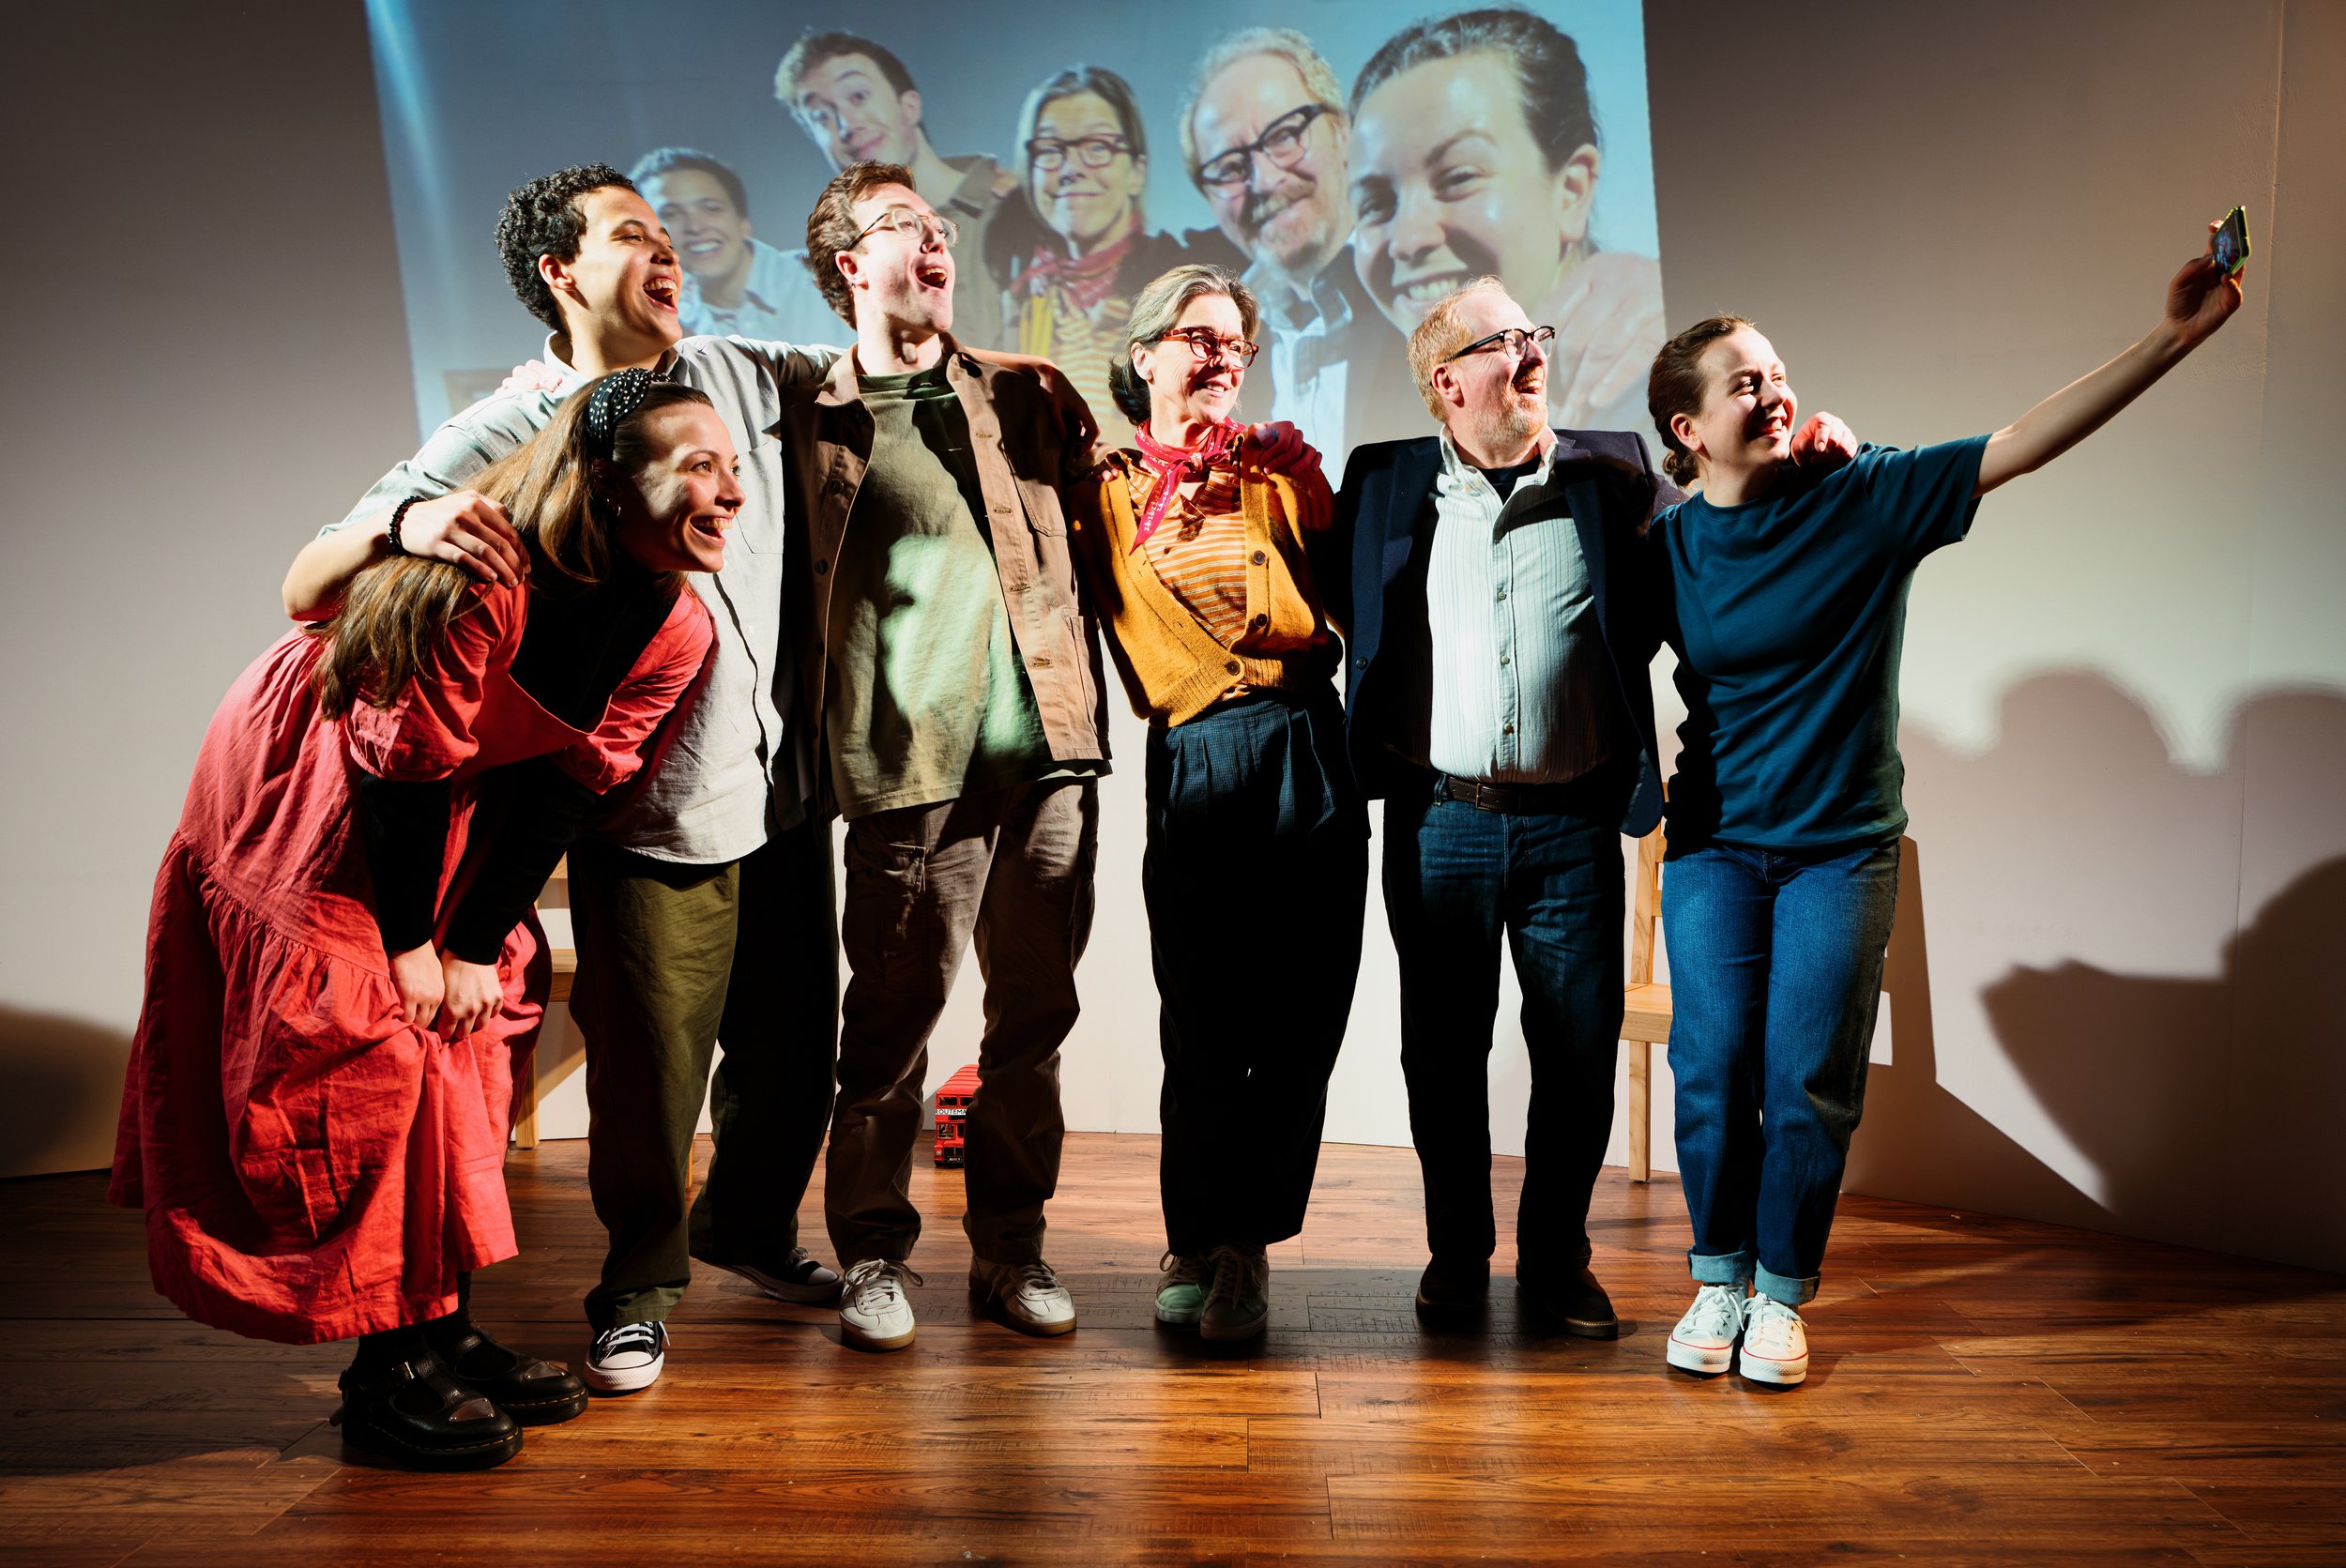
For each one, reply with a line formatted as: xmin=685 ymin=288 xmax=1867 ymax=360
xmin=5 ymin=3 xmax=2339 ymax=1275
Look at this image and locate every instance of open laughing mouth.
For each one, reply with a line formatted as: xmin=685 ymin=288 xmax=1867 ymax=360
xmin=645 ymin=275 xmax=679 ymax=312
xmin=914 ymin=259 xmax=951 ymax=291
xmin=689 ymin=513 xmax=730 ymax=550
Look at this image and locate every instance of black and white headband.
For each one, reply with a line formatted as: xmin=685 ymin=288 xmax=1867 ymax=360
xmin=585 ymin=367 xmax=662 ymax=456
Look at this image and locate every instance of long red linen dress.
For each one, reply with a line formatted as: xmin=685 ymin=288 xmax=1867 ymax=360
xmin=110 ymin=580 xmax=713 ymax=1344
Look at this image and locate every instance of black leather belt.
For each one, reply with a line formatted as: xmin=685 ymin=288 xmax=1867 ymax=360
xmin=1434 ymin=768 xmax=1618 ymax=816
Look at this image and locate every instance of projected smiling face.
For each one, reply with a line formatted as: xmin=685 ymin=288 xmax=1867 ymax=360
xmin=790 ymin=52 xmax=923 ymax=169
xmin=641 ymin=169 xmax=750 ymax=290
xmin=1188 ymin=53 xmax=1351 ymax=282
xmin=1028 ymin=91 xmax=1145 ymax=256
xmin=547 ymin=186 xmax=682 ymax=351
xmin=1348 ymin=51 xmax=1598 ymax=337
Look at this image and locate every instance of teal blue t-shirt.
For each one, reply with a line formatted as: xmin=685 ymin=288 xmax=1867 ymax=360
xmin=1654 ymin=435 xmax=1988 ymax=851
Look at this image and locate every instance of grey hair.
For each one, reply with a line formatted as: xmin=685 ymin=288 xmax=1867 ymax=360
xmin=1108 ymin=264 xmax=1260 ymax=425
xmin=1178 ymin=28 xmax=1345 ymax=187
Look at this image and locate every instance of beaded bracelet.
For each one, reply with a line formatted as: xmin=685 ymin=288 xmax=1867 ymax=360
xmin=386 ymin=495 xmax=422 ymax=556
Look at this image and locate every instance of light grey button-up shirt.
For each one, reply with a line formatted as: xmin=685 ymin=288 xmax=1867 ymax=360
xmin=1420 ymin=431 xmax=1616 ymax=785
xmin=329 ymin=331 xmax=838 ymax=863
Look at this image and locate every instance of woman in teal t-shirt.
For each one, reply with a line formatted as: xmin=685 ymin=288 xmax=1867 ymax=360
xmin=1641 ymin=229 xmax=2244 ymax=1389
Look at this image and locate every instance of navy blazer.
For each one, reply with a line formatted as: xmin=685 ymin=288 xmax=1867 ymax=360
xmin=1332 ymin=428 xmax=1676 ymax=837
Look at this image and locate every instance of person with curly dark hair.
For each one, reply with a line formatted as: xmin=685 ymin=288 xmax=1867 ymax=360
xmin=114 ymin=371 xmax=729 ymax=1469
xmin=282 ymin=163 xmax=848 ymax=1396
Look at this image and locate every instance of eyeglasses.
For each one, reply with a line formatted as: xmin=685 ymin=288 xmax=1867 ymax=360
xmin=1196 ymin=103 xmax=1334 ymax=190
xmin=852 ymin=206 xmax=960 ymax=249
xmin=1158 ymin=327 xmax=1260 ymax=368
xmin=1026 ymin=134 xmax=1133 ymax=173
xmin=1442 ymin=324 xmax=1557 ymax=363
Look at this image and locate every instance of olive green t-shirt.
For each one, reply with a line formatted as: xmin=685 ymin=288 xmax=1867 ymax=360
xmin=823 ymin=364 xmax=1063 ymax=818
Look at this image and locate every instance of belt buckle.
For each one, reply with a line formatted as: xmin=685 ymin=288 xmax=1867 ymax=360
xmin=1448 ymin=775 xmax=1497 ymax=812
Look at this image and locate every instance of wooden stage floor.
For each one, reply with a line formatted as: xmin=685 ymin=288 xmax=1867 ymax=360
xmin=6 ymin=1134 xmax=2342 ymax=1566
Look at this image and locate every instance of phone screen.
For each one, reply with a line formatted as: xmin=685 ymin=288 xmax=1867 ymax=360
xmin=2213 ymin=206 xmax=2249 ymax=276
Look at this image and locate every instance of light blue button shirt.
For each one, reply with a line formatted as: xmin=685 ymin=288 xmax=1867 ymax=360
xmin=1423 ymin=432 xmax=1616 ymax=784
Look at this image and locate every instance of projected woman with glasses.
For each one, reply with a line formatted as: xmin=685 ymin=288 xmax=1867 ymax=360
xmin=1002 ymin=66 xmax=1227 ymax=428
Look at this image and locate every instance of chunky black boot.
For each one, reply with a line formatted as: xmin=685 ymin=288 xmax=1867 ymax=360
xmin=331 ymin=1351 xmax=523 ymax=1470
xmin=430 ymin=1324 xmax=589 ymax=1426
xmin=419 ymin=1271 xmax=588 ymax=1425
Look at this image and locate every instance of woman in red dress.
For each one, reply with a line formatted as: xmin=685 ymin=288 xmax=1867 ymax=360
xmin=110 ymin=370 xmax=735 ymax=1469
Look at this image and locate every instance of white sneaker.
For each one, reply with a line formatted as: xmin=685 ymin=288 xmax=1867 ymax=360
xmin=1739 ymin=1294 xmax=1810 ymax=1385
xmin=969 ymin=1256 xmax=1077 ymax=1337
xmin=1198 ymin=1245 xmax=1270 ymax=1344
xmin=838 ymin=1258 xmax=922 ymax=1352
xmin=1666 ymin=1284 xmax=1745 ymax=1375
xmin=1154 ymin=1253 xmax=1211 ymax=1327
xmin=582 ymin=1320 xmax=668 ymax=1393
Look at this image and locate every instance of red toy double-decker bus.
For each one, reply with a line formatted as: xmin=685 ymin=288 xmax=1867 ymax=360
xmin=933 ymin=1064 xmax=980 ymax=1167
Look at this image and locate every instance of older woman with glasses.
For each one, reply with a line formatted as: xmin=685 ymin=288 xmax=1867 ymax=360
xmin=1003 ymin=65 xmax=1233 ymax=429
xmin=1070 ymin=264 xmax=1365 ymax=1343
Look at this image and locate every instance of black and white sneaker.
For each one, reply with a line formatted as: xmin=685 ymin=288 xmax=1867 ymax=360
xmin=700 ymin=1247 xmax=844 ymax=1305
xmin=583 ymin=1320 xmax=668 ymax=1394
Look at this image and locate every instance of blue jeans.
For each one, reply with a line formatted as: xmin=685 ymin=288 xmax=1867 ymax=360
xmin=1383 ymin=773 xmax=1625 ymax=1274
xmin=1662 ymin=840 xmax=1900 ymax=1306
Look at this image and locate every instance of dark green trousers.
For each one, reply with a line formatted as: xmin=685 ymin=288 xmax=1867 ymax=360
xmin=569 ymin=819 xmax=839 ymax=1331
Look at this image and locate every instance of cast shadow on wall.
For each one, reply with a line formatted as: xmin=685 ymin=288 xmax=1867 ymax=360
xmin=0 ymin=1007 xmax=130 ymax=1180
xmin=1852 ymin=674 xmax=2346 ymax=1274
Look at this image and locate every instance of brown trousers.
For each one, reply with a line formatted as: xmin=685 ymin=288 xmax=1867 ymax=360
xmin=824 ymin=778 xmax=1098 ymax=1266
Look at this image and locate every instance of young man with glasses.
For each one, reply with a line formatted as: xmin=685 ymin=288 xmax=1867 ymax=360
xmin=1332 ymin=278 xmax=1856 ymax=1335
xmin=775 ymin=31 xmax=1018 ymax=349
xmin=785 ymin=161 xmax=1110 ymax=1352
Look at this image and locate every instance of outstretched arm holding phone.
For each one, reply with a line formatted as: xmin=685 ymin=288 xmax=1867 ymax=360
xmin=1974 ymin=220 xmax=2246 ymax=496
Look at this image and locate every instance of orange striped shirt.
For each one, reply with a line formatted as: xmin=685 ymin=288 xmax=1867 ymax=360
xmin=1123 ymin=459 xmax=1251 ymax=649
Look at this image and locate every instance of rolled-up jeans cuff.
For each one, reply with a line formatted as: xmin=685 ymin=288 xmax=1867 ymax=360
xmin=1688 ymin=1249 xmax=1754 ymax=1287
xmin=1755 ymin=1263 xmax=1818 ymax=1306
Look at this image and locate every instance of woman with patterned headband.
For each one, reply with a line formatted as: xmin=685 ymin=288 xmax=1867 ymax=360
xmin=110 ymin=371 xmax=729 ymax=1469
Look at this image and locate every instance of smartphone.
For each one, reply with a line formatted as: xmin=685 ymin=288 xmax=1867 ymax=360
xmin=2212 ymin=205 xmax=2250 ymax=277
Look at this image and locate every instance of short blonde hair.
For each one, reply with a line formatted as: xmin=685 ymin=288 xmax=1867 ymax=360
xmin=1407 ymin=276 xmax=1509 ymax=418
xmin=1178 ymin=28 xmax=1345 ymax=187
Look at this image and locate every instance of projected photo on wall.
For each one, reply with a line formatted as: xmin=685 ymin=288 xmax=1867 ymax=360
xmin=366 ymin=0 xmax=1662 ymax=469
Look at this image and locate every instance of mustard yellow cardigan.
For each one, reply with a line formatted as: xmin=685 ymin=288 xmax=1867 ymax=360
xmin=1071 ymin=453 xmax=1344 ymax=726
